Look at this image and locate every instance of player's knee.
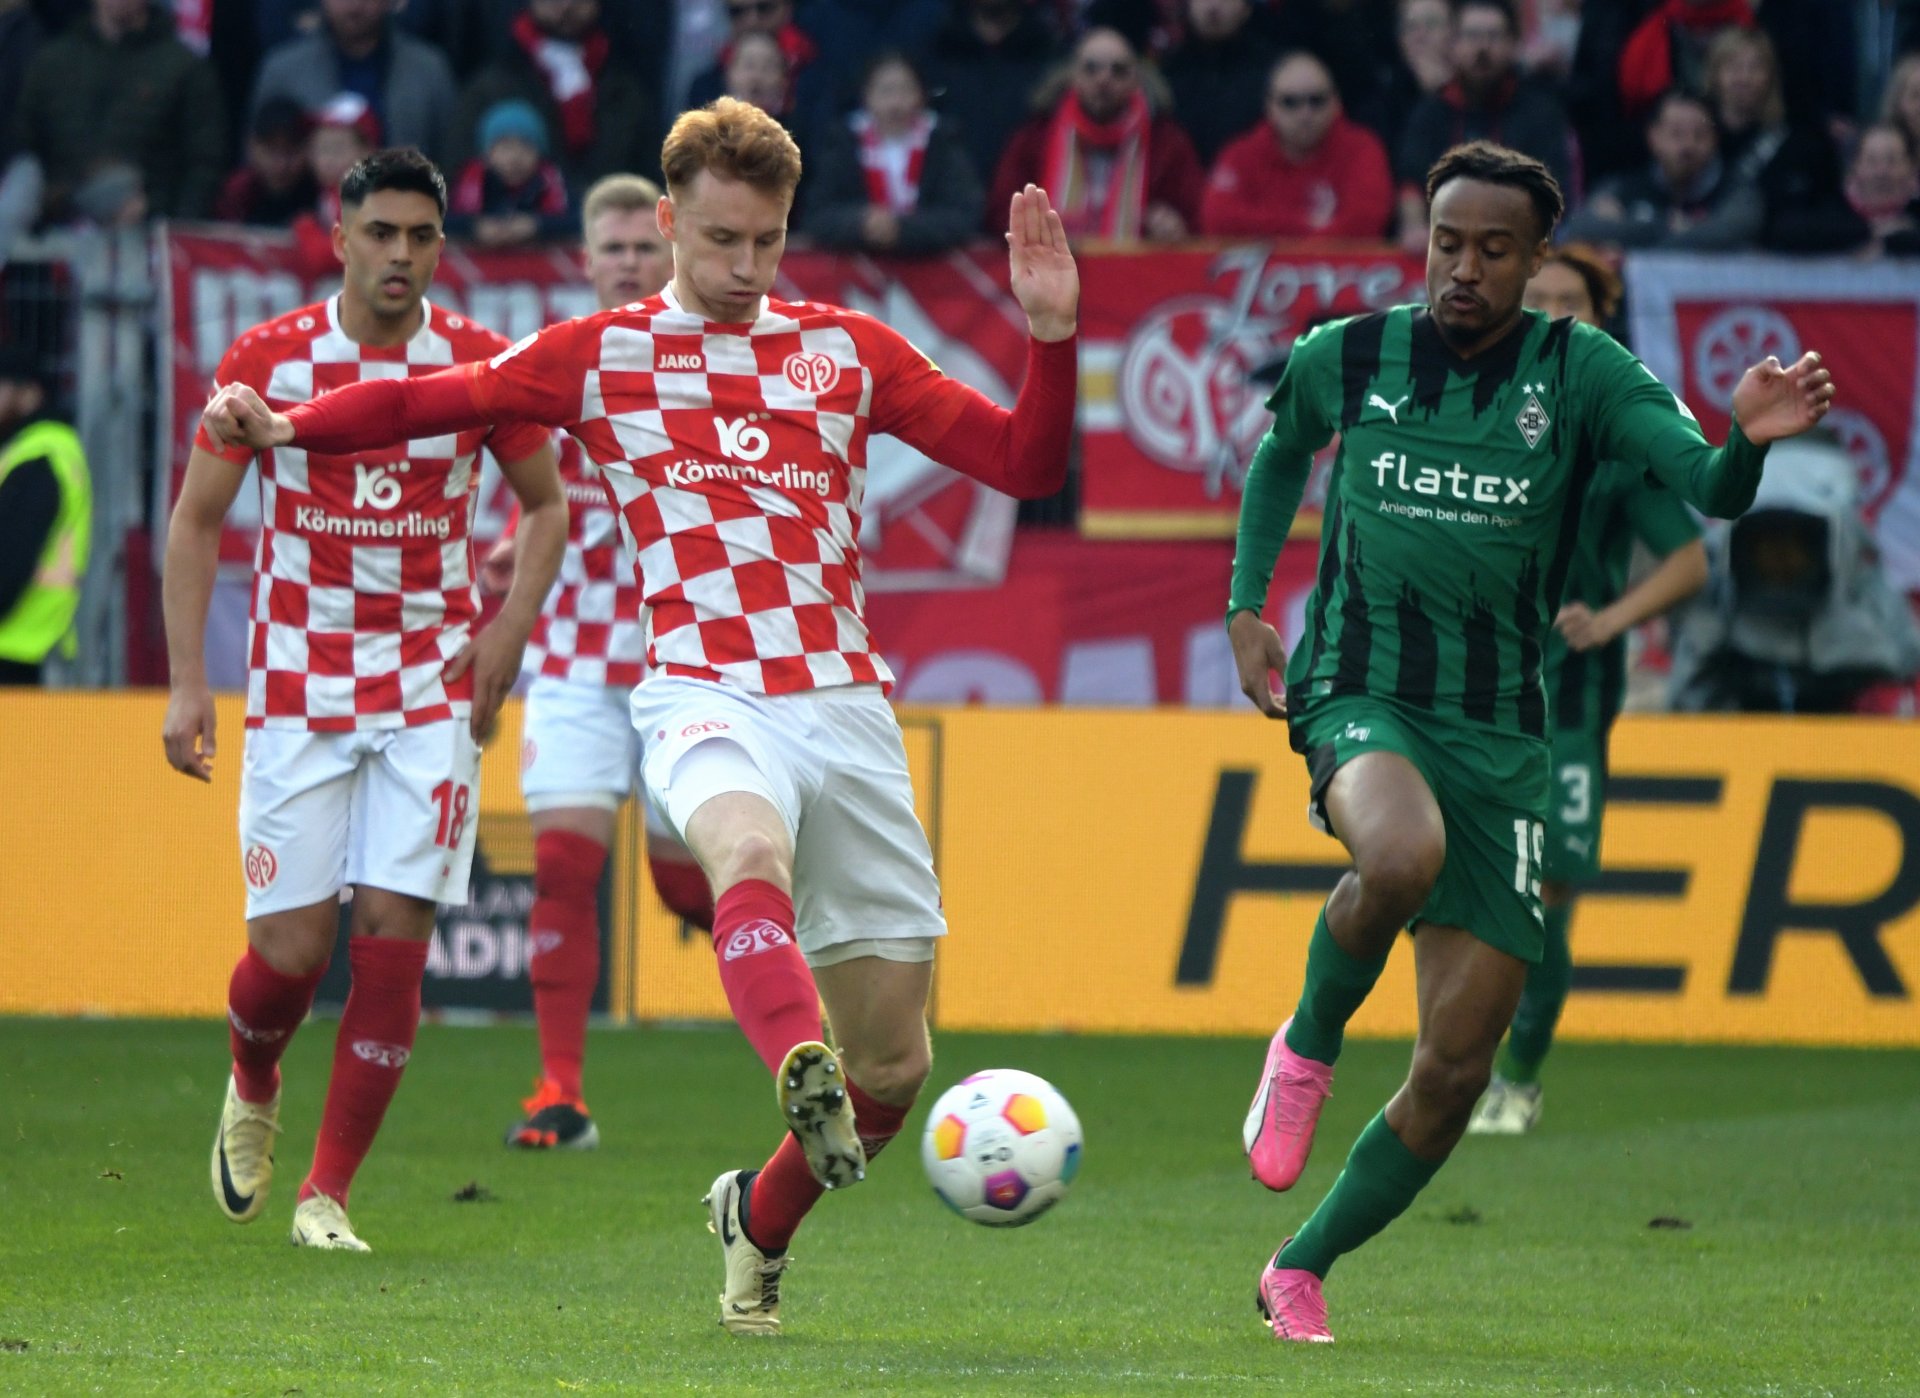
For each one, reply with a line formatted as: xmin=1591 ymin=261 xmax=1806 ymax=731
xmin=845 ymin=1042 xmax=931 ymax=1105
xmin=1356 ymin=840 xmax=1443 ymax=923
xmin=713 ymin=831 xmax=791 ymax=891
xmin=1408 ymin=1045 xmax=1491 ymax=1121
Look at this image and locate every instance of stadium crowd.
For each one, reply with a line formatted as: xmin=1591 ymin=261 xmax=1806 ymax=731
xmin=0 ymin=0 xmax=1917 ymax=260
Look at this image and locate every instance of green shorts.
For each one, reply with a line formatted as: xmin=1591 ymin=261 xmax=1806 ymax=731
xmin=1288 ymin=695 xmax=1549 ymax=963
xmin=1543 ymin=723 xmax=1608 ymax=886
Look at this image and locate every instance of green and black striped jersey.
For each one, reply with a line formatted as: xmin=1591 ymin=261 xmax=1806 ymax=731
xmin=1230 ymin=305 xmax=1765 ymax=739
xmin=1545 ymin=462 xmax=1702 ymax=737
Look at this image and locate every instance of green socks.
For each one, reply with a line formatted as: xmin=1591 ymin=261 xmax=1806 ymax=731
xmin=1276 ymin=1111 xmax=1443 ymax=1278
xmin=1283 ymin=905 xmax=1391 ymax=1066
xmin=1498 ymin=901 xmax=1573 ymax=1085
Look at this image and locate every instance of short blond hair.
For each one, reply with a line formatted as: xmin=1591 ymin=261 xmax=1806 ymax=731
xmin=661 ymin=97 xmax=802 ymax=200
xmin=581 ymin=173 xmax=663 ymax=231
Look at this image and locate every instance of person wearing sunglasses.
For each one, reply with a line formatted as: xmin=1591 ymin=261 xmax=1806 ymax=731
xmin=1201 ymin=50 xmax=1394 ymax=239
xmin=990 ymin=25 xmax=1205 ymax=243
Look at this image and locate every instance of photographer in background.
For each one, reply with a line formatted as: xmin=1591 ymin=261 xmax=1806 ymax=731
xmin=1668 ymin=429 xmax=1920 ymax=713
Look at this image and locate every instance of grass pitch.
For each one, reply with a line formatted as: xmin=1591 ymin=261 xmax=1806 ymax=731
xmin=1 ymin=1018 xmax=1916 ymax=1396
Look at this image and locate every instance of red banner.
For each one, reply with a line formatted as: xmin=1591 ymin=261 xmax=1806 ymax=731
xmin=865 ymin=531 xmax=1322 ymax=706
xmin=1075 ymin=244 xmax=1424 ymax=536
xmin=1626 ymin=253 xmax=1920 ymax=593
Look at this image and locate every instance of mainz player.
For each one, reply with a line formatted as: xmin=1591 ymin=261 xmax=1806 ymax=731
xmin=201 ymin=98 xmax=1079 ymax=1330
xmin=483 ymin=173 xmax=714 ymax=1153
xmin=165 ymin=150 xmax=566 ymax=1253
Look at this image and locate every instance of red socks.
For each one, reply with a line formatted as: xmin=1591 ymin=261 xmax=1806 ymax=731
xmin=300 ymin=936 xmax=428 ymax=1207
xmin=747 ymin=1076 xmax=912 ymax=1252
xmin=711 ymin=879 xmax=822 ymax=1076
xmin=529 ymin=829 xmax=606 ymax=1100
xmin=226 ymin=945 xmax=325 ymax=1104
xmin=649 ymin=845 xmax=715 ymax=931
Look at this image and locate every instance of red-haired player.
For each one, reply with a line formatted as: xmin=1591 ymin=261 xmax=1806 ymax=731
xmin=201 ymin=97 xmax=1079 ymax=1329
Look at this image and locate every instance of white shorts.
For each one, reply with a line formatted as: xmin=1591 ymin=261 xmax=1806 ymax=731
xmin=519 ymin=674 xmax=675 ymax=838
xmin=238 ymin=721 xmax=482 ymax=919
xmin=631 ymin=676 xmax=947 ymax=962
xmin=520 ymin=675 xmax=641 ymax=811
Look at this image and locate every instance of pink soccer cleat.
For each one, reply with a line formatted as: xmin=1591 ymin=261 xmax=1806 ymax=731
xmin=1242 ymin=1017 xmax=1334 ymax=1191
xmin=1256 ymin=1243 xmax=1334 ymax=1343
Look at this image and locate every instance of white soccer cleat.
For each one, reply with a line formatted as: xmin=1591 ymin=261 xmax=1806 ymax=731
xmin=703 ymin=1169 xmax=788 ymax=1336
xmin=290 ymin=1192 xmax=371 ymax=1252
xmin=777 ymin=1041 xmax=865 ymax=1190
xmin=211 ymin=1074 xmax=280 ymax=1223
xmin=1467 ymin=1077 xmax=1543 ymax=1136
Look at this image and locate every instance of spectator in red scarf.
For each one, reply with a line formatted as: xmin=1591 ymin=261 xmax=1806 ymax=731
xmin=216 ymin=95 xmax=318 ymax=227
xmin=990 ymin=26 xmax=1205 ymax=243
xmin=454 ymin=0 xmax=658 ymax=192
xmin=687 ymin=0 xmax=829 ymax=141
xmin=1200 ymin=50 xmax=1394 ymax=239
xmin=802 ymin=50 xmax=984 ymax=253
xmin=1394 ymin=0 xmax=1575 ymax=250
xmin=446 ymin=98 xmax=572 ymax=247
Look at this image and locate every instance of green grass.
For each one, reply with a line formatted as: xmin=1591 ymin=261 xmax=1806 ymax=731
xmin=1 ymin=1020 xmax=1916 ymax=1396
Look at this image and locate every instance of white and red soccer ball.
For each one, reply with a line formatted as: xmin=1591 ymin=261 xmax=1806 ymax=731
xmin=920 ymin=1069 xmax=1082 ymax=1227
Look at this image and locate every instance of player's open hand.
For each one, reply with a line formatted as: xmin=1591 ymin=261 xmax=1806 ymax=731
xmin=1006 ymin=185 xmax=1078 ymax=343
xmin=444 ymin=621 xmax=525 ymax=743
xmin=1228 ymin=610 xmax=1289 ymax=720
xmin=162 ymin=684 xmax=218 ymax=781
xmin=201 ymin=382 xmax=294 ymax=452
xmin=1730 ymin=351 xmax=1835 ymax=445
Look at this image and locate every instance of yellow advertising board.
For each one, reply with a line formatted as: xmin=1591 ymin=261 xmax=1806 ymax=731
xmin=3 ymin=694 xmax=1916 ymax=1046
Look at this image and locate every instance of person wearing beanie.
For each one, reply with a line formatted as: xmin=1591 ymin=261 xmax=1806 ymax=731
xmin=447 ymin=98 xmax=572 ymax=247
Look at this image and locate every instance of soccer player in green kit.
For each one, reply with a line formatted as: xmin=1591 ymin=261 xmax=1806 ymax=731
xmin=1227 ymin=142 xmax=1834 ymax=1344
xmin=1468 ymin=247 xmax=1709 ymax=1136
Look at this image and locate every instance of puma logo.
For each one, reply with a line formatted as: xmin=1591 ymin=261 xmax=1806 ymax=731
xmin=1368 ymin=393 xmax=1409 ymax=424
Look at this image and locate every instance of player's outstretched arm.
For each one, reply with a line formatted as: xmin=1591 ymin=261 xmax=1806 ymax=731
xmin=444 ymin=441 xmax=567 ymax=742
xmin=161 ymin=446 xmax=249 ymax=781
xmin=1595 ymin=342 xmax=1835 ymax=519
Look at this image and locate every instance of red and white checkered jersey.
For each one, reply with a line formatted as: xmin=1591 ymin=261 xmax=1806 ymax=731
xmin=521 ymin=433 xmax=648 ymax=688
xmin=469 ymin=287 xmax=989 ymax=695
xmin=196 ymin=296 xmax=549 ymax=731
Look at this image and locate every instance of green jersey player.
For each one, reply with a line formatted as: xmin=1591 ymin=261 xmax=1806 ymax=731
xmin=1468 ymin=249 xmax=1708 ymax=1138
xmin=1228 ymin=142 xmax=1835 ymax=1344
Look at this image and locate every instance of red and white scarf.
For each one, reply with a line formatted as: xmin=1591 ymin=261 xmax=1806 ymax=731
xmin=853 ymin=111 xmax=934 ymax=214
xmin=512 ymin=11 xmax=610 ymax=159
xmin=1043 ymin=90 xmax=1152 ymax=241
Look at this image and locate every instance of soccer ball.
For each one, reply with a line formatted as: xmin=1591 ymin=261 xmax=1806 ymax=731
xmin=920 ymin=1069 xmax=1082 ymax=1227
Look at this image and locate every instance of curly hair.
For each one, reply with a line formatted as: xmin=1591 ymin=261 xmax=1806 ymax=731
xmin=1425 ymin=140 xmax=1564 ymax=241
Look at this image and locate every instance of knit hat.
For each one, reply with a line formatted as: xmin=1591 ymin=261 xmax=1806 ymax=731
xmin=477 ymin=100 xmax=550 ymax=157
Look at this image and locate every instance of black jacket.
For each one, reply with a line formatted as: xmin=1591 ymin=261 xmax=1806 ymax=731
xmin=801 ymin=117 xmax=983 ymax=255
